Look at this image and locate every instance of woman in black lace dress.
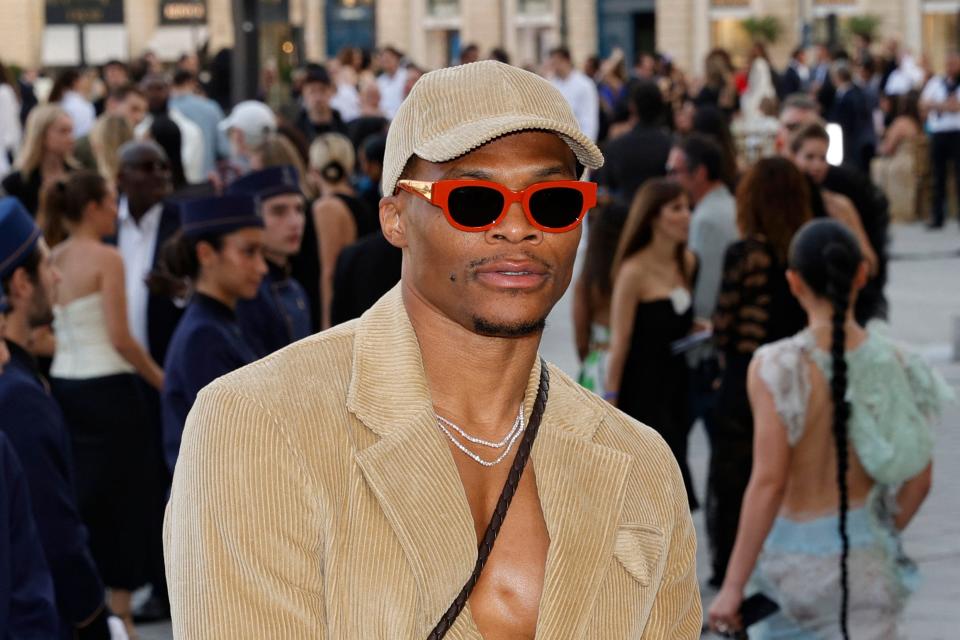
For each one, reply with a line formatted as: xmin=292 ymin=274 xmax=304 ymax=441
xmin=707 ymin=157 xmax=813 ymax=586
xmin=606 ymin=178 xmax=700 ymax=508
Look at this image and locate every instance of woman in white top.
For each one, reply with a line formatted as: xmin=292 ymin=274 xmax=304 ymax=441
xmin=48 ymin=68 xmax=96 ymax=139
xmin=44 ymin=170 xmax=163 ymax=636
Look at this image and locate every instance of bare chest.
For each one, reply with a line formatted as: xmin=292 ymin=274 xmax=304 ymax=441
xmin=450 ymin=448 xmax=550 ymax=640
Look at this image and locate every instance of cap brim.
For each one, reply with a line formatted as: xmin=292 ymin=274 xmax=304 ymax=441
xmin=414 ymin=114 xmax=604 ymax=173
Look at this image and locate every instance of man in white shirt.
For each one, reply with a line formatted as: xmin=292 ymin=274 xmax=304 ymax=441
xmin=114 ymin=141 xmax=183 ymax=623
xmin=920 ymin=51 xmax=960 ymax=229
xmin=376 ymin=46 xmax=408 ymax=119
xmin=548 ymin=46 xmax=599 ymax=141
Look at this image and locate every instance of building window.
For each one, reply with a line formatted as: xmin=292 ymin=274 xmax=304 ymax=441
xmin=711 ymin=19 xmax=751 ymax=66
xmin=428 ymin=0 xmax=459 ymax=18
xmin=923 ymin=11 xmax=960 ymax=75
xmin=518 ymin=0 xmax=551 ymax=15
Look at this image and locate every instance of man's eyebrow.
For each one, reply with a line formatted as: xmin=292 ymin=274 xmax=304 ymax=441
xmin=439 ymin=165 xmax=573 ymax=181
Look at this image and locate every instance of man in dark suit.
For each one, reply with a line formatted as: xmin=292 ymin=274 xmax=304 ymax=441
xmin=779 ymin=46 xmax=810 ymax=98
xmin=594 ymin=79 xmax=672 ymax=206
xmin=0 ymin=200 xmax=115 ymax=639
xmin=114 ymin=141 xmax=183 ymax=623
xmin=829 ymin=60 xmax=875 ymax=173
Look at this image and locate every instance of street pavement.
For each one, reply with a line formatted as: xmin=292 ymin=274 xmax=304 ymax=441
xmin=139 ymin=221 xmax=959 ymax=639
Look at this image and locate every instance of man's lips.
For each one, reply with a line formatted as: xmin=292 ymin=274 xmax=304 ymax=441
xmin=473 ymin=261 xmax=549 ymax=289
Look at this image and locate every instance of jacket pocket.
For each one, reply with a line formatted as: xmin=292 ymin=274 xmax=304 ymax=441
xmin=613 ymin=524 xmax=666 ymax=587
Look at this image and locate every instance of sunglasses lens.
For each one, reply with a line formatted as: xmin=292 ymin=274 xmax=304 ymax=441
xmin=448 ymin=186 xmax=505 ymax=228
xmin=529 ymin=187 xmax=584 ymax=229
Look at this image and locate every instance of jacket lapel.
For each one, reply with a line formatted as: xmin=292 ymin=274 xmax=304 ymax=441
xmin=348 ymin=287 xmax=477 ymax=629
xmin=531 ymin=370 xmax=632 ymax=639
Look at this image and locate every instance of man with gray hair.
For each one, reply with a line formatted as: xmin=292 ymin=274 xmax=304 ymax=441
xmin=165 ymin=60 xmax=700 ymax=638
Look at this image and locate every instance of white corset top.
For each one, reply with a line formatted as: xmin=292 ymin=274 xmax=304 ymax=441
xmin=51 ymin=293 xmax=135 ymax=379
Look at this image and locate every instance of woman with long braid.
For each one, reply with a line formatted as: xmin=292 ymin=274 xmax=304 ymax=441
xmin=708 ymin=219 xmax=953 ymax=638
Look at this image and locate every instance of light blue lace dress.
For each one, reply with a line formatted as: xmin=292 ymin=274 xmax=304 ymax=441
xmin=747 ymin=329 xmax=954 ymax=639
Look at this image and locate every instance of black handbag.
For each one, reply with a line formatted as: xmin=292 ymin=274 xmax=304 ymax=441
xmin=427 ymin=358 xmax=550 ymax=639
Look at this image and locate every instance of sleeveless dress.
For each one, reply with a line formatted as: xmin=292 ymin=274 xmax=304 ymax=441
xmin=748 ymin=329 xmax=953 ymax=639
xmin=49 ymin=293 xmax=151 ymax=589
xmin=617 ymin=288 xmax=697 ymax=508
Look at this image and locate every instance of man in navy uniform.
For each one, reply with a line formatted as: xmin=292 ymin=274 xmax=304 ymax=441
xmin=0 ymin=285 xmax=59 ymax=636
xmin=0 ymin=198 xmax=120 ymax=639
xmin=228 ymin=165 xmax=312 ymax=356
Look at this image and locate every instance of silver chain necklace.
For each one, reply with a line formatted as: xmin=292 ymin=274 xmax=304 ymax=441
xmin=435 ymin=405 xmax=526 ymax=467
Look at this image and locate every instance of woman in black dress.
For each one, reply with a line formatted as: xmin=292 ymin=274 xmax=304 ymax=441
xmin=707 ymin=157 xmax=813 ymax=586
xmin=606 ymin=178 xmax=699 ymax=508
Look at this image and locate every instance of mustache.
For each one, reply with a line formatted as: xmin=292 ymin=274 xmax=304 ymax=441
xmin=466 ymin=252 xmax=554 ymax=272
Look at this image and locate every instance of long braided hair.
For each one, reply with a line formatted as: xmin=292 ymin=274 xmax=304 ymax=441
xmin=789 ymin=219 xmax=862 ymax=639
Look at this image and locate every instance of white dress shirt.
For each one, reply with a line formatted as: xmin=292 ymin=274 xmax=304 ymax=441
xmin=550 ymin=70 xmax=600 ymax=141
xmin=0 ymin=84 xmax=20 ymax=176
xmin=377 ymin=68 xmax=408 ymax=120
xmin=920 ymin=75 xmax=960 ymax=133
xmin=118 ymin=197 xmax=162 ymax=351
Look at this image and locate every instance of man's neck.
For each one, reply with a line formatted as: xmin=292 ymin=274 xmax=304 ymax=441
xmin=3 ymin=311 xmax=31 ymax=353
xmin=127 ymin=196 xmax=159 ymax=222
xmin=309 ymin=106 xmax=332 ymax=123
xmin=402 ymin=281 xmax=540 ymax=440
xmin=195 ymin=281 xmax=237 ymax=310
xmin=692 ymin=180 xmax=722 ymax=206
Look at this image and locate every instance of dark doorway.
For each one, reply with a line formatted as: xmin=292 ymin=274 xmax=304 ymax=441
xmin=633 ymin=11 xmax=655 ymax=57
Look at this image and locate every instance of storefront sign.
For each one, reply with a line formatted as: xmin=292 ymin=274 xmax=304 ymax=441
xmin=160 ymin=0 xmax=207 ymax=25
xmin=45 ymin=0 xmax=124 ymax=24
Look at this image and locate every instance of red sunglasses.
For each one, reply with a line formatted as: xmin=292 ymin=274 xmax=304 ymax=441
xmin=396 ymin=179 xmax=597 ymax=233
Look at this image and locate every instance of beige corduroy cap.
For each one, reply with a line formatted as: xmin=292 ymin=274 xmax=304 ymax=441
xmin=381 ymin=60 xmax=604 ymax=196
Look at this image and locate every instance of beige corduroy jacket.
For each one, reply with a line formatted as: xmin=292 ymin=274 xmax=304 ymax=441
xmin=163 ymin=286 xmax=702 ymax=638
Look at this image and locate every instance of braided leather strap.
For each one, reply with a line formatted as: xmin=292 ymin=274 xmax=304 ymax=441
xmin=427 ymin=358 xmax=551 ymax=640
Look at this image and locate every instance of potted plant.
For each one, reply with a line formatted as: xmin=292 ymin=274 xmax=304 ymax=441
xmin=740 ymin=16 xmax=783 ymax=44
xmin=846 ymin=14 xmax=882 ymax=42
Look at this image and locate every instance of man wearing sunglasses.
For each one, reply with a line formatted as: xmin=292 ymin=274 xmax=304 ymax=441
xmin=165 ymin=60 xmax=701 ymax=639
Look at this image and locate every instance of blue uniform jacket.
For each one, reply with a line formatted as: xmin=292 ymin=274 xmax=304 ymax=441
xmin=0 ymin=431 xmax=58 ymax=636
xmin=0 ymin=340 xmax=104 ymax=637
xmin=162 ymin=293 xmax=257 ymax=472
xmin=237 ymin=258 xmax=312 ymax=358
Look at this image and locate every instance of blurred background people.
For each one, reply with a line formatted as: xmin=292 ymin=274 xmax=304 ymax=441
xmin=151 ymin=195 xmax=266 ymax=472
xmin=548 ymin=45 xmax=600 ymax=142
xmin=169 ymin=70 xmax=227 ymax=179
xmin=3 ymin=104 xmax=75 ymax=216
xmin=0 ymin=61 xmax=22 ymax=177
xmin=49 ymin=68 xmax=95 ymax=139
xmin=709 ymin=157 xmax=813 ymax=586
xmin=871 ymin=90 xmax=923 ymax=222
xmin=44 ymin=172 xmax=163 ymax=634
xmin=919 ymin=51 xmax=960 ymax=230
xmin=606 ymin=178 xmax=699 ymax=508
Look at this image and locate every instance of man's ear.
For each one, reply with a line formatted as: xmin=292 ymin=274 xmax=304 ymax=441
xmin=380 ymin=196 xmax=408 ymax=249
xmin=785 ymin=269 xmax=806 ymax=301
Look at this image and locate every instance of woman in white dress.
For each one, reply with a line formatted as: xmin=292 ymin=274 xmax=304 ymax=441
xmin=708 ymin=219 xmax=952 ymax=638
xmin=44 ymin=171 xmax=164 ymax=636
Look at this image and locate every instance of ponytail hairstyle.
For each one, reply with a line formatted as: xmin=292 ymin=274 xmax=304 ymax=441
xmin=38 ymin=170 xmax=108 ymax=247
xmin=788 ymin=218 xmax=863 ymax=640
xmin=146 ymin=230 xmax=224 ymax=299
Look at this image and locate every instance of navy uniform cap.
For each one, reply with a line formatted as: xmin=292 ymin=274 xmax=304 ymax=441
xmin=226 ymin=165 xmax=302 ymax=201
xmin=180 ymin=194 xmax=263 ymax=239
xmin=0 ymin=197 xmax=42 ymax=280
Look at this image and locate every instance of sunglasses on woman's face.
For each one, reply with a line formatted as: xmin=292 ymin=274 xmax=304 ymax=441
xmin=396 ymin=179 xmax=597 ymax=233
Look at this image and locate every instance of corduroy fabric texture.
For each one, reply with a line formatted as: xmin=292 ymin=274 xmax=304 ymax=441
xmin=163 ymin=285 xmax=701 ymax=638
xmin=381 ymin=61 xmax=605 ymax=197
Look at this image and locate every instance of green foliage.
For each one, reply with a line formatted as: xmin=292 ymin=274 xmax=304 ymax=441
xmin=846 ymin=14 xmax=883 ymax=41
xmin=740 ymin=16 xmax=783 ymax=44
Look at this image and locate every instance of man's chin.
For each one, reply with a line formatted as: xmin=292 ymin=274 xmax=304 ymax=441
xmin=470 ymin=315 xmax=546 ymax=338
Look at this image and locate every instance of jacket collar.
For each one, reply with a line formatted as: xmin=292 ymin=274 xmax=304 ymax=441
xmin=347 ymin=286 xmax=632 ymax=637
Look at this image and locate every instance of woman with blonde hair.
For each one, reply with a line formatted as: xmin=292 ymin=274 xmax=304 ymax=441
xmin=309 ymin=132 xmax=378 ymax=328
xmin=2 ymin=103 xmax=76 ymax=215
xmin=89 ymin=113 xmax=133 ymax=185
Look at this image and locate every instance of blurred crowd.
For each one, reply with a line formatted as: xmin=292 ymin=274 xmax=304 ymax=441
xmin=0 ymin=32 xmax=957 ymax=638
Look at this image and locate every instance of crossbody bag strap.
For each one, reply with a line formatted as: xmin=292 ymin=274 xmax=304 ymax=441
xmin=427 ymin=358 xmax=551 ymax=640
